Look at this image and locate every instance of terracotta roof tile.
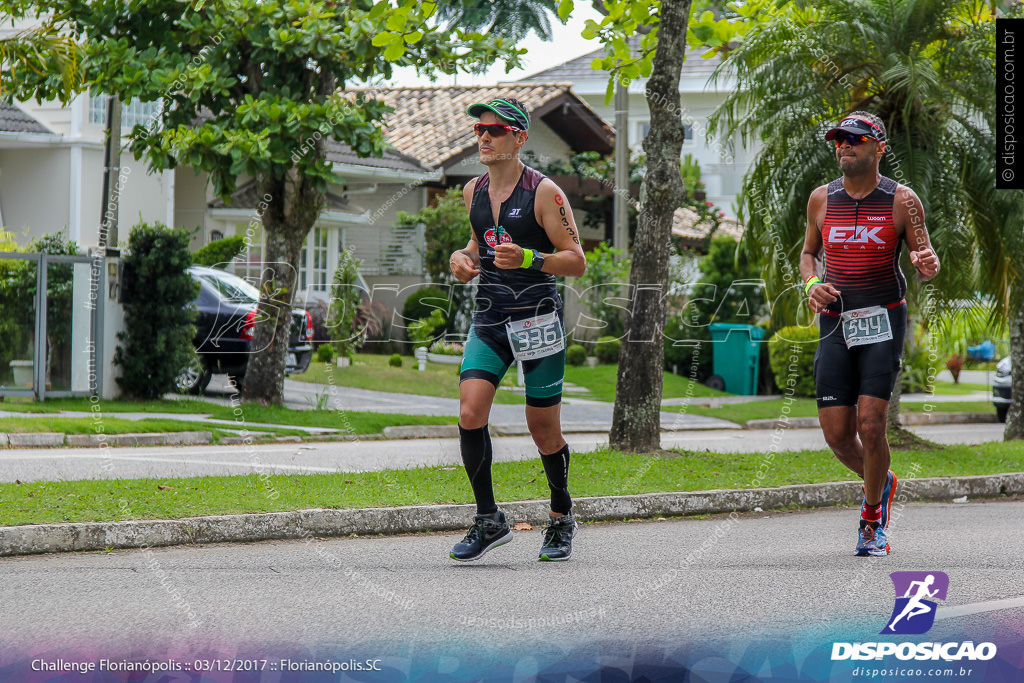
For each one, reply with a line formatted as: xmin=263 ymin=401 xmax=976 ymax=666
xmin=671 ymin=207 xmax=743 ymax=244
xmin=345 ymin=84 xmax=607 ymax=170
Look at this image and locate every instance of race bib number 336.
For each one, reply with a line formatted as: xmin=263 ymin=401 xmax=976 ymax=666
xmin=505 ymin=312 xmax=564 ymax=361
xmin=841 ymin=306 xmax=893 ymax=348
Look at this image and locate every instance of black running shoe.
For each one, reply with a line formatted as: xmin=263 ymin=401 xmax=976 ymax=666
xmin=539 ymin=514 xmax=578 ymax=562
xmin=450 ymin=511 xmax=513 ymax=562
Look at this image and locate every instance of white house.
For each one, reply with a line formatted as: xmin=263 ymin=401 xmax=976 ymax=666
xmin=518 ymin=45 xmax=757 ymax=218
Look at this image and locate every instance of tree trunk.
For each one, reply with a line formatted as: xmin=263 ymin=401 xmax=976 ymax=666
xmin=242 ymin=74 xmax=334 ymax=405
xmin=609 ymin=0 xmax=691 ymax=453
xmin=1004 ymin=297 xmax=1024 ymax=440
xmin=241 ymin=169 xmax=325 ymax=405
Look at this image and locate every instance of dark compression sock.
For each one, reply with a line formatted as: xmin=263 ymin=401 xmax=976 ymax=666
xmin=459 ymin=424 xmax=497 ymax=515
xmin=540 ymin=444 xmax=572 ymax=514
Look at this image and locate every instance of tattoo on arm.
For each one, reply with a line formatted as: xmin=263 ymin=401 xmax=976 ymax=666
xmin=557 ymin=204 xmax=580 ymax=243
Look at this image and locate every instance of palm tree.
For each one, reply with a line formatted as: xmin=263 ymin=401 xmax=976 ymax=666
xmin=707 ymin=0 xmax=1002 ymax=434
xmin=434 ymin=0 xmax=560 ymax=41
xmin=0 ymin=13 xmax=81 ymax=102
xmin=959 ymin=133 xmax=1024 ymax=439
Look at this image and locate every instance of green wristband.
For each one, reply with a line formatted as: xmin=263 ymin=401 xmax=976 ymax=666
xmin=804 ymin=275 xmax=821 ymax=296
xmin=520 ymin=248 xmax=534 ymax=269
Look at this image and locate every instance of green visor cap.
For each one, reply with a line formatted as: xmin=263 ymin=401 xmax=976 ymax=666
xmin=467 ymin=99 xmax=529 ymax=131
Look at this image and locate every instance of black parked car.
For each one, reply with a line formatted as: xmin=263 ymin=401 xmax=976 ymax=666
xmin=175 ymin=266 xmax=313 ymax=394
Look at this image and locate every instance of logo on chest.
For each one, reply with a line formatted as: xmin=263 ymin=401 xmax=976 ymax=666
xmin=507 ymin=208 xmax=523 ymax=218
xmin=828 ymin=225 xmax=890 ymax=245
xmin=484 ymin=228 xmax=513 ymax=247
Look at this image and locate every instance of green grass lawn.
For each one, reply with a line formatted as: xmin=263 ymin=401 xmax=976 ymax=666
xmin=0 ymin=394 xmax=457 ymax=434
xmin=563 ymin=363 xmax=727 ymax=402
xmin=291 ymin=354 xmax=728 ymax=404
xmin=2 ymin=442 xmax=1021 ymax=526
xmin=291 ymin=355 xmax=524 ymax=404
xmin=930 ymin=381 xmax=990 ymax=395
xmin=0 ymin=416 xmax=258 ymax=438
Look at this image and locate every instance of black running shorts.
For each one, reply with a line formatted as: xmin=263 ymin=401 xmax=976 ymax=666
xmin=813 ymin=303 xmax=907 ymax=408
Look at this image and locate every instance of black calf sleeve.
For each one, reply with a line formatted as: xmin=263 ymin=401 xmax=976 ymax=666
xmin=540 ymin=444 xmax=572 ymax=514
xmin=459 ymin=424 xmax=497 ymax=515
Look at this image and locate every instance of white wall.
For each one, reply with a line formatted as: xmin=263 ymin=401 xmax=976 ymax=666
xmin=578 ymin=89 xmax=757 ymax=215
xmin=175 ymin=167 xmax=212 ymax=247
xmin=0 ymin=148 xmax=71 ymax=243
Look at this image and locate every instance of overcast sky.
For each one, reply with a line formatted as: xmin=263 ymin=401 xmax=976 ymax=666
xmin=386 ymin=4 xmax=607 ymax=87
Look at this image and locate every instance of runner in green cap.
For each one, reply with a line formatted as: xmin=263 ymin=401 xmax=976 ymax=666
xmin=448 ymin=96 xmax=587 ymax=562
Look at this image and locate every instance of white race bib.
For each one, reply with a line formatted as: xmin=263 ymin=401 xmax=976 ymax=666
xmin=841 ymin=306 xmax=893 ymax=348
xmin=505 ymin=312 xmax=564 ymax=361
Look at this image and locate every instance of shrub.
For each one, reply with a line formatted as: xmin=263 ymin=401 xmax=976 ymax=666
xmin=767 ymin=326 xmax=818 ymax=397
xmin=429 ymin=340 xmax=465 ymax=356
xmin=115 ymin=222 xmax=198 ymax=399
xmin=565 ymin=344 xmax=587 ymax=366
xmin=328 ymin=249 xmax=366 ymax=360
xmin=408 ymin=309 xmax=446 ymax=349
xmin=575 ymin=243 xmax=631 ymax=340
xmin=191 ymin=235 xmax=246 ymax=267
xmin=402 ymin=286 xmax=450 ymax=334
xmin=314 ymin=344 xmax=336 ymax=363
xmin=388 ymin=353 xmax=403 ymax=368
xmin=594 ymin=336 xmax=621 ymax=364
xmin=663 ymin=316 xmax=713 ymax=382
xmin=902 ymin=344 xmax=939 ymax=394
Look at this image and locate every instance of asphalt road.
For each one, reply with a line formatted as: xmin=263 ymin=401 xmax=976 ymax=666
xmin=1 ymin=500 xmax=1022 ymax=679
xmin=0 ymin=423 xmax=1007 ymax=483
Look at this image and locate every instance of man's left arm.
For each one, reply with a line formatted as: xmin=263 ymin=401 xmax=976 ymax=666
xmin=493 ymin=179 xmax=586 ymax=277
xmin=898 ymin=187 xmax=939 ymax=281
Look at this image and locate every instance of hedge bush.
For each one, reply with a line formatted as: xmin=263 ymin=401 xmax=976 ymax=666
xmin=115 ymin=222 xmax=198 ymax=399
xmin=191 ymin=235 xmax=246 ymax=268
xmin=594 ymin=336 xmax=621 ymax=364
xmin=767 ymin=326 xmax=818 ymax=397
xmin=401 ymin=286 xmax=450 ymax=337
xmin=565 ymin=344 xmax=587 ymax=366
xmin=314 ymin=344 xmax=336 ymax=363
xmin=389 ymin=353 xmax=403 ymax=368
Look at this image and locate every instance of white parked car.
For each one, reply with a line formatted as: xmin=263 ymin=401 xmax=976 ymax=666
xmin=993 ymin=356 xmax=1011 ymax=422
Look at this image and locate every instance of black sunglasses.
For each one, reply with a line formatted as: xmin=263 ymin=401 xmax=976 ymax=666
xmin=833 ymin=132 xmax=877 ymax=147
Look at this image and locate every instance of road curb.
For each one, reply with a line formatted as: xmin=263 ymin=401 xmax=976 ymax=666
xmin=2 ymin=472 xmax=1021 ymax=557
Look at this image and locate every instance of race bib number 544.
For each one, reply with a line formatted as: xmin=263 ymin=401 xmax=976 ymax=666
xmin=505 ymin=312 xmax=564 ymax=361
xmin=841 ymin=306 xmax=893 ymax=348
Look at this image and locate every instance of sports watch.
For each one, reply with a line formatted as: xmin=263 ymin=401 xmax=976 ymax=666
xmin=528 ymin=250 xmax=545 ymax=271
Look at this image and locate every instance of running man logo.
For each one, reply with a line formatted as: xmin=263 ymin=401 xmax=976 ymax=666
xmin=881 ymin=571 xmax=949 ymax=635
xmin=828 ymin=225 xmax=886 ymax=244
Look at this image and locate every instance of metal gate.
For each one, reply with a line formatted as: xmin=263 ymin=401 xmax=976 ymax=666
xmin=0 ymin=251 xmax=107 ymax=400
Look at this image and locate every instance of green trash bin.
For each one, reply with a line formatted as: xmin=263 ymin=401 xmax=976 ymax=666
xmin=707 ymin=323 xmax=765 ymax=395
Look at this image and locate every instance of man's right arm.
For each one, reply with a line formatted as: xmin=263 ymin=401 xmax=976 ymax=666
xmin=801 ymin=186 xmax=839 ymax=313
xmin=450 ymin=179 xmax=481 ymax=283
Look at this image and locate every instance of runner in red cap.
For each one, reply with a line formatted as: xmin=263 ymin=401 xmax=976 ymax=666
xmin=801 ymin=110 xmax=939 ymax=556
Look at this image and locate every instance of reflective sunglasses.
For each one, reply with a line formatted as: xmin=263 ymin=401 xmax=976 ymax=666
xmin=833 ymin=132 xmax=877 ymax=147
xmin=473 ymin=123 xmax=522 ymax=138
